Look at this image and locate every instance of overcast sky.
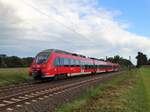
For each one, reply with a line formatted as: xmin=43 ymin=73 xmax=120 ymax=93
xmin=0 ymin=0 xmax=150 ymax=64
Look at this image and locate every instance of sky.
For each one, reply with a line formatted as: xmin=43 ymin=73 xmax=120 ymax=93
xmin=0 ymin=0 xmax=150 ymax=64
xmin=99 ymin=0 xmax=150 ymax=37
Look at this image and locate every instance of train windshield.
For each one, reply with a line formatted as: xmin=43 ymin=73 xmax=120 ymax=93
xmin=35 ymin=52 xmax=50 ymax=64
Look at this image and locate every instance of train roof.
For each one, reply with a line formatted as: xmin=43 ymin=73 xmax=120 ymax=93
xmin=42 ymin=49 xmax=106 ymax=60
xmin=41 ymin=49 xmax=118 ymax=65
xmin=41 ymin=49 xmax=86 ymax=58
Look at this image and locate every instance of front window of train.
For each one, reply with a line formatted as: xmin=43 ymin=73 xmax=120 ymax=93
xmin=35 ymin=52 xmax=50 ymax=64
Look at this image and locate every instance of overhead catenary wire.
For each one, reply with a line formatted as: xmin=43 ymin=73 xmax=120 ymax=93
xmin=21 ymin=0 xmax=94 ymax=44
xmin=21 ymin=0 xmax=99 ymax=59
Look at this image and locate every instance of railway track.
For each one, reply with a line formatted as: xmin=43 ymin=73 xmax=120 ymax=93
xmin=0 ymin=73 xmax=106 ymax=97
xmin=0 ymin=74 xmax=94 ymax=97
xmin=0 ymin=72 xmax=122 ymax=111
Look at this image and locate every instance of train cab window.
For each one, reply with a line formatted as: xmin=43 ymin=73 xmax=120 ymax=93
xmin=36 ymin=52 xmax=50 ymax=64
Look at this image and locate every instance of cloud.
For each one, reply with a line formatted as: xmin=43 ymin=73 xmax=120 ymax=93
xmin=0 ymin=0 xmax=150 ymax=64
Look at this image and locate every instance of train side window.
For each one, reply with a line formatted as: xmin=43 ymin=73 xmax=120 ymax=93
xmin=84 ymin=62 xmax=86 ymax=69
xmin=81 ymin=61 xmax=83 ymax=66
xmin=88 ymin=62 xmax=90 ymax=69
xmin=81 ymin=61 xmax=85 ymax=68
xmin=77 ymin=60 xmax=80 ymax=66
xmin=70 ymin=59 xmax=74 ymax=67
xmin=73 ymin=60 xmax=76 ymax=66
xmin=70 ymin=59 xmax=72 ymax=66
xmin=90 ymin=63 xmax=93 ymax=69
xmin=85 ymin=62 xmax=88 ymax=69
xmin=54 ymin=57 xmax=60 ymax=66
xmin=67 ymin=58 xmax=71 ymax=66
xmin=83 ymin=62 xmax=86 ymax=69
xmin=73 ymin=59 xmax=75 ymax=67
xmin=75 ymin=60 xmax=79 ymax=67
xmin=92 ymin=63 xmax=94 ymax=68
xmin=86 ymin=62 xmax=89 ymax=69
xmin=75 ymin=60 xmax=77 ymax=66
xmin=64 ymin=58 xmax=67 ymax=66
xmin=89 ymin=63 xmax=91 ymax=69
xmin=85 ymin=62 xmax=86 ymax=69
xmin=64 ymin=58 xmax=70 ymax=67
xmin=59 ymin=58 xmax=64 ymax=66
xmin=68 ymin=58 xmax=71 ymax=66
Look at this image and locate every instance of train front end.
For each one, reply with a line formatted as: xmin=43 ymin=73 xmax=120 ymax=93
xmin=29 ymin=51 xmax=51 ymax=80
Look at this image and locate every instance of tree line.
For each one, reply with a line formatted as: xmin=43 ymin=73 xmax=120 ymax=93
xmin=0 ymin=55 xmax=33 ymax=68
xmin=106 ymin=55 xmax=133 ymax=67
xmin=1 ymin=51 xmax=148 ymax=68
xmin=0 ymin=54 xmax=133 ymax=68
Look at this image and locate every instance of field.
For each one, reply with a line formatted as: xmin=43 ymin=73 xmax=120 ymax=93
xmin=56 ymin=67 xmax=150 ymax=112
xmin=0 ymin=68 xmax=30 ymax=85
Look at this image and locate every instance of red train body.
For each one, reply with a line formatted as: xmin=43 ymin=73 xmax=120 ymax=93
xmin=29 ymin=49 xmax=119 ymax=79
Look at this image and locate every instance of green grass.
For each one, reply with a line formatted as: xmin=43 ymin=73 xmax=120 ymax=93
xmin=139 ymin=67 xmax=150 ymax=111
xmin=0 ymin=68 xmax=30 ymax=86
xmin=55 ymin=68 xmax=150 ymax=112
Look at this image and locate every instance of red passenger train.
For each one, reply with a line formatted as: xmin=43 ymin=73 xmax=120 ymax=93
xmin=29 ymin=49 xmax=119 ymax=80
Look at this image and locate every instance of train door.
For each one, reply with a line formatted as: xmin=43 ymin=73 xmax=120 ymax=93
xmin=54 ymin=57 xmax=64 ymax=75
xmin=53 ymin=57 xmax=57 ymax=76
xmin=57 ymin=57 xmax=65 ymax=74
xmin=93 ymin=60 xmax=97 ymax=74
xmin=80 ymin=61 xmax=84 ymax=73
xmin=80 ymin=61 xmax=85 ymax=74
xmin=54 ymin=57 xmax=59 ymax=75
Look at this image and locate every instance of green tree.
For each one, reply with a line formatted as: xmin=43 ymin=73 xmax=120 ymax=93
xmin=148 ymin=59 xmax=150 ymax=65
xmin=4 ymin=56 xmax=23 ymax=67
xmin=22 ymin=57 xmax=33 ymax=67
xmin=136 ymin=52 xmax=148 ymax=67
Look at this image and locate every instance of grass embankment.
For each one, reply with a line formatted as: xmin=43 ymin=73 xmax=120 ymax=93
xmin=56 ymin=68 xmax=150 ymax=112
xmin=0 ymin=68 xmax=30 ymax=86
xmin=139 ymin=67 xmax=150 ymax=111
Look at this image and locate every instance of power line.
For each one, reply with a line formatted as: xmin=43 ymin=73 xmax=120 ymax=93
xmin=21 ymin=0 xmax=94 ymax=43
